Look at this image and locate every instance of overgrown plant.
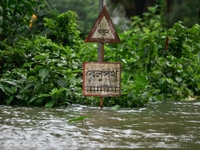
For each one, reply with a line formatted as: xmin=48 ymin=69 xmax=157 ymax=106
xmin=106 ymin=6 xmax=200 ymax=106
xmin=0 ymin=36 xmax=82 ymax=107
xmin=0 ymin=0 xmax=43 ymax=47
xmin=43 ymin=10 xmax=81 ymax=47
xmin=0 ymin=4 xmax=199 ymax=108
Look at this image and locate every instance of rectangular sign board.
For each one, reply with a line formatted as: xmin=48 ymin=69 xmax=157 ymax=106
xmin=82 ymin=62 xmax=121 ymax=97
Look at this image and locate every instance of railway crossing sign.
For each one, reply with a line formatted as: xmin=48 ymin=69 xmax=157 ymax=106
xmin=82 ymin=62 xmax=121 ymax=97
xmin=83 ymin=4 xmax=121 ymax=108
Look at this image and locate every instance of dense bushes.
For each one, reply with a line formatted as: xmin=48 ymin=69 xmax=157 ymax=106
xmin=0 ymin=0 xmax=41 ymax=47
xmin=106 ymin=7 xmax=200 ymax=106
xmin=0 ymin=36 xmax=82 ymax=107
xmin=0 ymin=3 xmax=199 ymax=108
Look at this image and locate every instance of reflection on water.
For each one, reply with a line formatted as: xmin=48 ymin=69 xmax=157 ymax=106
xmin=0 ymin=101 xmax=200 ymax=150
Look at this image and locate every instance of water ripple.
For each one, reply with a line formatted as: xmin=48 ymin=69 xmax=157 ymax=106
xmin=0 ymin=101 xmax=199 ymax=149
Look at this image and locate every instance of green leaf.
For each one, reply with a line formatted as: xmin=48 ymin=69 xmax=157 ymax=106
xmin=51 ymin=88 xmax=58 ymax=95
xmin=23 ymin=62 xmax=35 ymax=67
xmin=72 ymin=70 xmax=82 ymax=73
xmin=0 ymin=28 xmax=2 ymax=34
xmin=19 ymin=82 xmax=34 ymax=93
xmin=0 ymin=83 xmax=6 ymax=93
xmin=175 ymin=77 xmax=182 ymax=83
xmin=5 ymin=87 xmax=11 ymax=94
xmin=15 ymin=94 xmax=23 ymax=100
xmin=39 ymin=67 xmax=50 ymax=83
xmin=139 ymin=36 xmax=149 ymax=50
xmin=34 ymin=99 xmax=43 ymax=106
xmin=6 ymin=96 xmax=14 ymax=105
xmin=121 ymin=59 xmax=127 ymax=64
xmin=51 ymin=88 xmax=67 ymax=95
xmin=111 ymin=105 xmax=121 ymax=110
xmin=5 ymin=86 xmax=17 ymax=94
xmin=34 ymin=55 xmax=46 ymax=61
xmin=56 ymin=78 xmax=67 ymax=87
xmin=0 ymin=16 xmax=3 ymax=22
xmin=38 ymin=94 xmax=51 ymax=98
xmin=34 ymin=81 xmax=42 ymax=92
xmin=166 ymin=78 xmax=174 ymax=84
xmin=1 ymin=80 xmax=18 ymax=87
xmin=12 ymin=86 xmax=17 ymax=94
xmin=0 ymin=6 xmax=3 ymax=13
xmin=45 ymin=99 xmax=56 ymax=108
xmin=28 ymin=97 xmax=37 ymax=105
xmin=68 ymin=116 xmax=90 ymax=123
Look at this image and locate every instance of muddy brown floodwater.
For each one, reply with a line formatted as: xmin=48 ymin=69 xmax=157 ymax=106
xmin=0 ymin=101 xmax=200 ymax=150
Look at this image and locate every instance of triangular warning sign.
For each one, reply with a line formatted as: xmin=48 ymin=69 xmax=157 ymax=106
xmin=85 ymin=6 xmax=120 ymax=43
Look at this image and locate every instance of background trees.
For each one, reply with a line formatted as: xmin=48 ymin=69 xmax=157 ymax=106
xmin=106 ymin=0 xmax=158 ymax=18
xmin=0 ymin=0 xmax=199 ymax=107
xmin=166 ymin=0 xmax=200 ymax=27
xmin=46 ymin=0 xmax=199 ymax=30
xmin=49 ymin=0 xmax=99 ymax=35
xmin=106 ymin=0 xmax=199 ymax=28
xmin=0 ymin=0 xmax=41 ymax=47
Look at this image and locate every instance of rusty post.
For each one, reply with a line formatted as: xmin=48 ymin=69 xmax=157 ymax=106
xmin=98 ymin=0 xmax=104 ymax=62
xmin=99 ymin=0 xmax=104 ymax=13
xmin=99 ymin=43 xmax=104 ymax=109
xmin=98 ymin=43 xmax=104 ymax=62
xmin=99 ymin=0 xmax=104 ymax=109
xmin=100 ymin=97 xmax=103 ymax=108
xmin=98 ymin=0 xmax=104 ymax=63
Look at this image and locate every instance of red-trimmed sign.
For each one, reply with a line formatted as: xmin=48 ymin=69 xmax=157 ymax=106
xmin=84 ymin=6 xmax=120 ymax=43
xmin=82 ymin=62 xmax=121 ymax=97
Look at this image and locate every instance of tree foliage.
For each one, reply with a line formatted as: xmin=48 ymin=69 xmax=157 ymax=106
xmin=0 ymin=1 xmax=200 ymax=108
xmin=167 ymin=0 xmax=200 ymax=27
xmin=0 ymin=0 xmax=42 ymax=47
xmin=49 ymin=0 xmax=99 ymax=35
xmin=107 ymin=0 xmax=200 ymax=28
xmin=106 ymin=0 xmax=157 ymax=18
xmin=105 ymin=6 xmax=200 ymax=106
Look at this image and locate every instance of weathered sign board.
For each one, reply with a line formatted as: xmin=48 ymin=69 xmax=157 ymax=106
xmin=82 ymin=62 xmax=121 ymax=97
xmin=83 ymin=4 xmax=121 ymax=108
xmin=84 ymin=6 xmax=120 ymax=43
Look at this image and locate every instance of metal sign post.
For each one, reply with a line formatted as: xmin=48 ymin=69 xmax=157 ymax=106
xmin=98 ymin=0 xmax=104 ymax=63
xmin=83 ymin=0 xmax=120 ymax=109
xmin=99 ymin=0 xmax=104 ymax=109
xmin=99 ymin=0 xmax=104 ymax=12
xmin=99 ymin=43 xmax=104 ymax=109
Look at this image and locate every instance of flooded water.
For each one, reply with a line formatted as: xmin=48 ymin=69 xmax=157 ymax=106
xmin=0 ymin=101 xmax=200 ymax=150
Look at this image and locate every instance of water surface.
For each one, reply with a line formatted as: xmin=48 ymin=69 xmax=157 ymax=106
xmin=0 ymin=101 xmax=200 ymax=150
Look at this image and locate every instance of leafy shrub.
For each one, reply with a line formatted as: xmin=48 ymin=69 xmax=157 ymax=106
xmin=0 ymin=4 xmax=199 ymax=108
xmin=0 ymin=48 xmax=26 ymax=75
xmin=0 ymin=36 xmax=83 ymax=107
xmin=104 ymin=6 xmax=200 ymax=106
xmin=0 ymin=0 xmax=43 ymax=47
xmin=43 ymin=10 xmax=81 ymax=47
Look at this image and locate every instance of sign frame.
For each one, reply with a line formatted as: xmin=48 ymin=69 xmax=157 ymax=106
xmin=82 ymin=62 xmax=121 ymax=97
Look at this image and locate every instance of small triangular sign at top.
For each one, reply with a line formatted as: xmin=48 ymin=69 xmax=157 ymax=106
xmin=85 ymin=6 xmax=120 ymax=43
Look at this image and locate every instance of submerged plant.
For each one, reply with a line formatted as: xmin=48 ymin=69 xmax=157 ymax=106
xmin=68 ymin=115 xmax=91 ymax=124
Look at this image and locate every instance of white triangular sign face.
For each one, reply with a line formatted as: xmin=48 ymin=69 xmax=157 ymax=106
xmin=85 ymin=6 xmax=120 ymax=43
xmin=92 ymin=16 xmax=115 ymax=39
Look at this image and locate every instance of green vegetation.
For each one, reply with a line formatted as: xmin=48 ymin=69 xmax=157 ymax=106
xmin=0 ymin=1 xmax=199 ymax=108
xmin=0 ymin=0 xmax=39 ymax=46
xmin=49 ymin=0 xmax=99 ymax=36
xmin=68 ymin=115 xmax=90 ymax=124
xmin=166 ymin=0 xmax=200 ymax=28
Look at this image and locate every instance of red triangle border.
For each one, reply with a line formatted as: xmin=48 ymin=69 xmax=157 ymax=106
xmin=84 ymin=6 xmax=120 ymax=43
